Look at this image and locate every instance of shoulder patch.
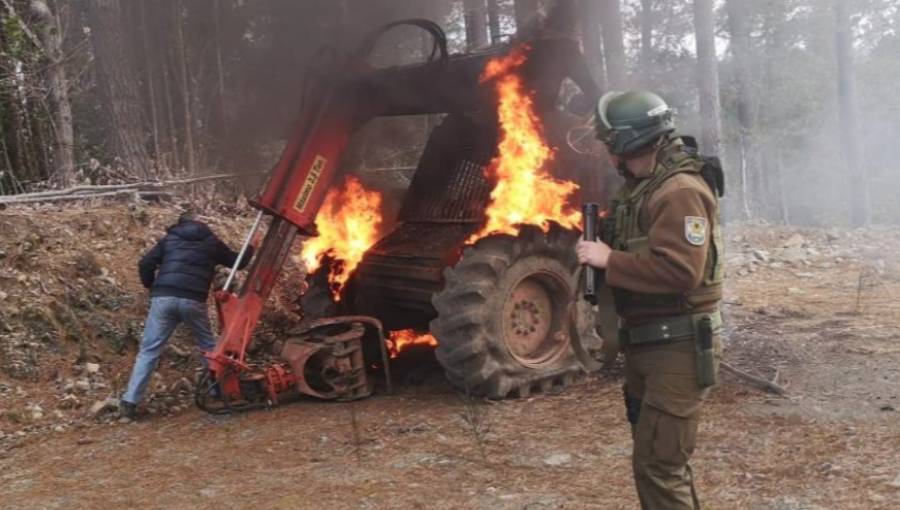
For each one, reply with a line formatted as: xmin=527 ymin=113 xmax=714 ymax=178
xmin=685 ymin=216 xmax=708 ymax=246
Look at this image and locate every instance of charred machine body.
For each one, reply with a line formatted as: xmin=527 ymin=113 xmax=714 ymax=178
xmin=198 ymin=20 xmax=613 ymax=414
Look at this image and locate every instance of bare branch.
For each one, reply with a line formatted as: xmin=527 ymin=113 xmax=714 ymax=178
xmin=721 ymin=362 xmax=788 ymax=396
xmin=0 ymin=0 xmax=45 ymax=52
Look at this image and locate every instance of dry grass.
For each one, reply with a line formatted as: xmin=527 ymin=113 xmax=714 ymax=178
xmin=1 ymin=208 xmax=899 ymax=510
xmin=1 ymin=379 xmax=897 ymax=510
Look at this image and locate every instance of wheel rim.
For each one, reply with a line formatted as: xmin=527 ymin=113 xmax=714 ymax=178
xmin=500 ymin=270 xmax=571 ymax=368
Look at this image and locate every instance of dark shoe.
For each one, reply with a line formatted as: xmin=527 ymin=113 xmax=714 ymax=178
xmin=120 ymin=401 xmax=137 ymax=420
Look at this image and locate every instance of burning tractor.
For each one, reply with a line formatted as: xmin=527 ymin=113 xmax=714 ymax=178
xmin=199 ymin=21 xmax=615 ymax=412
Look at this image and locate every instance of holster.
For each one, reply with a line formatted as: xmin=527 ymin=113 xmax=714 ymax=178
xmin=694 ymin=314 xmax=718 ymax=388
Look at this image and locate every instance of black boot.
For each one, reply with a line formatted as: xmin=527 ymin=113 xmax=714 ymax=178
xmin=120 ymin=401 xmax=137 ymax=420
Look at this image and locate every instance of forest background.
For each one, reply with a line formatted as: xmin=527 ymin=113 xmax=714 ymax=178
xmin=1 ymin=0 xmax=898 ymax=226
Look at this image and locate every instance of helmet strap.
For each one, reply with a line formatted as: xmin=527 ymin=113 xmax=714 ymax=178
xmin=653 ymin=135 xmax=667 ymax=150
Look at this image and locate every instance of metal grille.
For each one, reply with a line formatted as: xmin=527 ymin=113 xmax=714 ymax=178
xmin=367 ymin=222 xmax=478 ymax=259
xmin=398 ymin=113 xmax=497 ymax=223
xmin=400 ymin=158 xmax=492 ymax=222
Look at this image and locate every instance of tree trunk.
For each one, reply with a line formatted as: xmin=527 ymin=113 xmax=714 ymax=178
xmin=581 ymin=0 xmax=607 ymax=91
xmin=692 ymin=0 xmax=725 ymax=158
xmin=487 ymin=0 xmax=501 ymax=43
xmin=0 ymin=17 xmax=32 ymax=182
xmin=639 ymin=0 xmax=654 ymax=87
xmin=463 ymin=0 xmax=488 ymax=51
xmin=24 ymin=83 xmax=50 ymax=180
xmin=0 ymin=71 xmax=13 ymax=177
xmin=89 ymin=0 xmax=150 ymax=179
xmin=514 ymin=0 xmax=538 ymax=34
xmin=173 ymin=0 xmax=196 ymax=175
xmin=834 ymin=0 xmax=870 ymax=227
xmin=0 ymin=26 xmax=12 ymax=179
xmin=213 ymin=0 xmax=229 ymax=140
xmin=598 ymin=0 xmax=628 ymax=90
xmin=726 ymin=0 xmax=756 ymax=219
xmin=776 ymin=150 xmax=789 ymax=224
xmin=154 ymin=1 xmax=180 ymax=172
xmin=138 ymin=0 xmax=161 ymax=174
xmin=11 ymin=106 xmax=30 ymax=180
xmin=33 ymin=0 xmax=75 ymax=186
xmin=1 ymin=78 xmax=27 ymax=180
xmin=760 ymin=0 xmax=788 ymax=223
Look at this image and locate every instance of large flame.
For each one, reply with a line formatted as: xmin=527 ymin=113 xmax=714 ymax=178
xmin=300 ymin=176 xmax=382 ymax=298
xmin=387 ymin=330 xmax=438 ymax=359
xmin=469 ymin=46 xmax=580 ymax=243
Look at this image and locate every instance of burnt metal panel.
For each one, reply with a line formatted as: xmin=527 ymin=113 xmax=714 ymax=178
xmin=348 ymin=113 xmax=499 ymax=330
xmin=399 ymin=114 xmax=498 ymax=223
xmin=349 ymin=221 xmax=480 ymax=329
xmin=366 ymin=221 xmax=478 ymax=260
xmin=400 ymin=158 xmax=493 ymax=222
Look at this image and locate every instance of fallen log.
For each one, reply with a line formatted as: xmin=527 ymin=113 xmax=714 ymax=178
xmin=0 ymin=172 xmax=264 ymax=205
xmin=0 ymin=190 xmax=170 ymax=205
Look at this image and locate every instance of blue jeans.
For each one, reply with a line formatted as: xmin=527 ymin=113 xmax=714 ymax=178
xmin=123 ymin=296 xmax=216 ymax=405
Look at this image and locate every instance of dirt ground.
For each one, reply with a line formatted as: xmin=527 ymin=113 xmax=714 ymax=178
xmin=1 ymin=204 xmax=899 ymax=510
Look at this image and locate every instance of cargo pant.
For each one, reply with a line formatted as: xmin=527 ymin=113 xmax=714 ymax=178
xmin=623 ymin=335 xmax=722 ymax=510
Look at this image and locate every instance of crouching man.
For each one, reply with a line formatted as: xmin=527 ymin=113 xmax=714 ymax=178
xmin=121 ymin=211 xmax=256 ymax=420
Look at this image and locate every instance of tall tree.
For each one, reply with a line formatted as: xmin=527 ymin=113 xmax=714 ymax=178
xmin=31 ymin=0 xmax=74 ymax=186
xmin=0 ymin=3 xmax=24 ymax=183
xmin=760 ymin=0 xmax=790 ymax=223
xmin=834 ymin=0 xmax=870 ymax=227
xmin=598 ymin=0 xmax=628 ymax=89
xmin=173 ymin=0 xmax=195 ymax=175
xmin=581 ymin=0 xmax=607 ymax=91
xmin=138 ymin=0 xmax=161 ymax=172
xmin=692 ymin=0 xmax=724 ymax=158
xmin=1 ymin=0 xmax=52 ymax=183
xmin=213 ymin=0 xmax=229 ymax=141
xmin=487 ymin=0 xmax=501 ymax=43
xmin=159 ymin=4 xmax=181 ymax=172
xmin=89 ymin=0 xmax=150 ymax=179
xmin=726 ymin=0 xmax=757 ymax=219
xmin=463 ymin=0 xmax=488 ymax=50
xmin=639 ymin=0 xmax=654 ymax=87
xmin=514 ymin=0 xmax=538 ymax=33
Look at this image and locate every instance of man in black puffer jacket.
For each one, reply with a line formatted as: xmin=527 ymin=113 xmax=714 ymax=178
xmin=121 ymin=211 xmax=256 ymax=420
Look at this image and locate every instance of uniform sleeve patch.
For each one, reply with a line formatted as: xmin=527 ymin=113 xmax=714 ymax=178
xmin=685 ymin=217 xmax=708 ymax=246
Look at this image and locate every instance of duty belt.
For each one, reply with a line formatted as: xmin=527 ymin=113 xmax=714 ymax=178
xmin=620 ymin=311 xmax=723 ymax=347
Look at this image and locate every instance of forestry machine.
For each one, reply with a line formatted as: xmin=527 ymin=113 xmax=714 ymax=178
xmin=196 ymin=20 xmax=614 ymax=414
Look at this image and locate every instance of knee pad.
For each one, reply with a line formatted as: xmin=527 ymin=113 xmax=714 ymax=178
xmin=623 ymin=388 xmax=642 ymax=426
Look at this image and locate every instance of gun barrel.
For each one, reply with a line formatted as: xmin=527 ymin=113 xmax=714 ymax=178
xmin=582 ymin=203 xmax=600 ymax=305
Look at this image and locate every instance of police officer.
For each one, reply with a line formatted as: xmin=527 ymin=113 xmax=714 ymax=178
xmin=576 ymin=91 xmax=724 ymax=510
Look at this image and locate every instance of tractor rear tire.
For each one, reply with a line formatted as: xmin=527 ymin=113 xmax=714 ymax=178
xmin=431 ymin=223 xmax=601 ymax=399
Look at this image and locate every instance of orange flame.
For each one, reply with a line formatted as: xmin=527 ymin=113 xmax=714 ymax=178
xmin=468 ymin=46 xmax=580 ymax=243
xmin=300 ymin=176 xmax=383 ymax=299
xmin=387 ymin=330 xmax=438 ymax=359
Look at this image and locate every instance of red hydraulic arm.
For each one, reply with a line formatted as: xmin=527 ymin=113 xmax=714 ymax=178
xmin=201 ymin=82 xmax=370 ymax=410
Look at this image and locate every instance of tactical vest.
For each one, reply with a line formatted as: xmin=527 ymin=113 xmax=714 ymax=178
xmin=604 ymin=138 xmax=725 ymax=317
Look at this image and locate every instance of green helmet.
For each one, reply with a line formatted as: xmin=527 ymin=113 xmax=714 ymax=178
xmin=595 ymin=91 xmax=676 ymax=156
